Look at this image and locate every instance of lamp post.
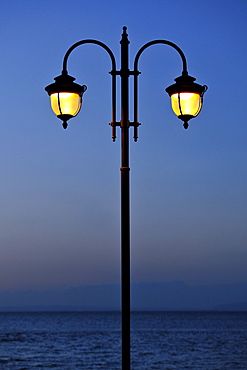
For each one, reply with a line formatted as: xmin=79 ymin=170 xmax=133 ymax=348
xmin=45 ymin=26 xmax=207 ymax=370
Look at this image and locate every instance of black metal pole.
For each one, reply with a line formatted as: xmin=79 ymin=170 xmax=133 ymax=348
xmin=120 ymin=26 xmax=131 ymax=370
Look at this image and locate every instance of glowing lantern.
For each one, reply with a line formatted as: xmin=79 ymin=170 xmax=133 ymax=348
xmin=45 ymin=74 xmax=87 ymax=129
xmin=166 ymin=74 xmax=207 ymax=129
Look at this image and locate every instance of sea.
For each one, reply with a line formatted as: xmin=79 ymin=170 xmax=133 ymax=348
xmin=0 ymin=311 xmax=247 ymax=369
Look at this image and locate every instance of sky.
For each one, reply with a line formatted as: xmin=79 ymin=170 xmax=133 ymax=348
xmin=0 ymin=0 xmax=247 ymax=296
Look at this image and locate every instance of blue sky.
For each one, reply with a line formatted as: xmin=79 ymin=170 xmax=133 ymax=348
xmin=0 ymin=0 xmax=247 ymax=292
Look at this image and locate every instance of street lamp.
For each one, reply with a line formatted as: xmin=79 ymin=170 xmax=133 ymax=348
xmin=45 ymin=26 xmax=207 ymax=370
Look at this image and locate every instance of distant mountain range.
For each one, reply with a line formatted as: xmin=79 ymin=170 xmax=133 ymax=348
xmin=0 ymin=281 xmax=247 ymax=311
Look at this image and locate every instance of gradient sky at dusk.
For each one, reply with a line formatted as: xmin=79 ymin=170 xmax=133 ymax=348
xmin=0 ymin=0 xmax=247 ymax=293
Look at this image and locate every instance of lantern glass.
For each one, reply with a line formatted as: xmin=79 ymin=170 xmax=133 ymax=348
xmin=50 ymin=92 xmax=82 ymax=117
xmin=171 ymin=92 xmax=202 ymax=117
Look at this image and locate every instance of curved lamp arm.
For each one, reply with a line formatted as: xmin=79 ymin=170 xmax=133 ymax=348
xmin=62 ymin=39 xmax=117 ymax=72
xmin=133 ymin=40 xmax=188 ymax=137
xmin=62 ymin=39 xmax=117 ymax=136
xmin=134 ymin=40 xmax=188 ymax=74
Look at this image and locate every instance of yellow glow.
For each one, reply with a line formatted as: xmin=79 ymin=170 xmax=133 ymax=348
xmin=50 ymin=92 xmax=81 ymax=117
xmin=171 ymin=92 xmax=201 ymax=117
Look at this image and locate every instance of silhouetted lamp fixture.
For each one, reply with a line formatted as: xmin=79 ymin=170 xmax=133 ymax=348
xmin=45 ymin=27 xmax=207 ymax=370
xmin=45 ymin=73 xmax=87 ymax=129
xmin=166 ymin=73 xmax=207 ymax=129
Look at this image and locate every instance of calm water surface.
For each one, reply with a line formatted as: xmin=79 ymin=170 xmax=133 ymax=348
xmin=0 ymin=311 xmax=247 ymax=369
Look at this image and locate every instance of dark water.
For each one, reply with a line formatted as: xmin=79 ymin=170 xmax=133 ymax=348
xmin=0 ymin=311 xmax=247 ymax=369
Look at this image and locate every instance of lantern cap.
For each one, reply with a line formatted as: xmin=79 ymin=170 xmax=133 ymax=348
xmin=166 ymin=73 xmax=207 ymax=96
xmin=45 ymin=73 xmax=87 ymax=96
